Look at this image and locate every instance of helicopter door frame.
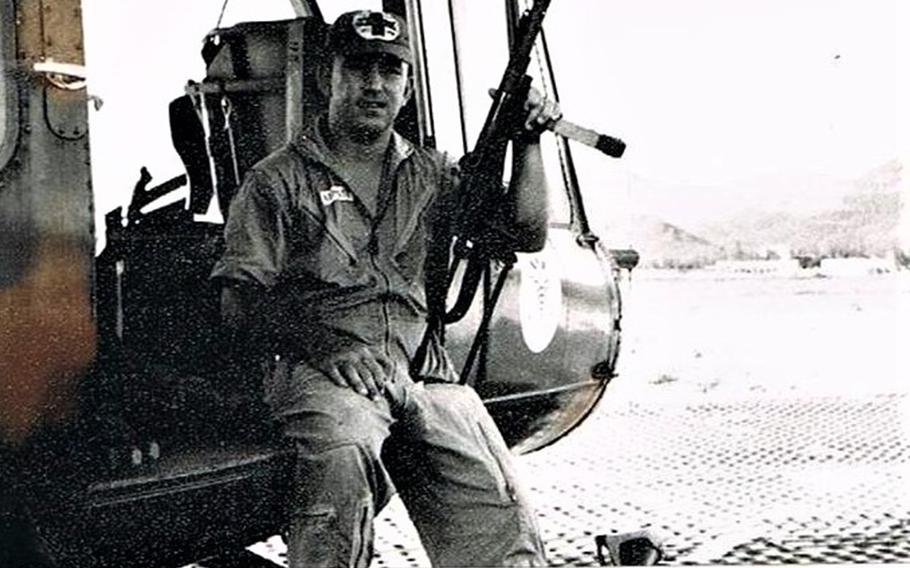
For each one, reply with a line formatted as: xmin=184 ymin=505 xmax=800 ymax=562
xmin=384 ymin=0 xmax=436 ymax=148
xmin=0 ymin=0 xmax=18 ymax=170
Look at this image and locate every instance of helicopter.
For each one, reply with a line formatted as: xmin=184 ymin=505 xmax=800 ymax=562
xmin=0 ymin=0 xmax=636 ymax=565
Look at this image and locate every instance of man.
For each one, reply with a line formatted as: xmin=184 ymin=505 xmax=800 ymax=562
xmin=211 ymin=10 xmax=560 ymax=567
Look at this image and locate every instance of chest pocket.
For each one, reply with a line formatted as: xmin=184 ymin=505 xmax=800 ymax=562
xmin=283 ymin=179 xmax=365 ymax=287
xmin=387 ymin=162 xmax=444 ymax=286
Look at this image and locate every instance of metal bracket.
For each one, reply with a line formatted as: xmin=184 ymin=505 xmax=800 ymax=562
xmin=595 ymin=531 xmax=664 ymax=566
xmin=33 ymin=59 xmax=86 ymax=91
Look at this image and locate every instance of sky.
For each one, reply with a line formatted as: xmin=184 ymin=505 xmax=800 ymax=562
xmin=548 ymin=0 xmax=900 ymax=184
xmin=541 ymin=0 xmax=904 ymax=230
xmin=80 ymin=0 xmax=906 ymax=243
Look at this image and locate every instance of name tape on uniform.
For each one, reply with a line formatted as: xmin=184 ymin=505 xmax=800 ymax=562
xmin=320 ymin=185 xmax=355 ymax=206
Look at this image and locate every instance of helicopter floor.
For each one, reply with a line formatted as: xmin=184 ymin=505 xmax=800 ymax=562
xmin=199 ymin=390 xmax=910 ymax=566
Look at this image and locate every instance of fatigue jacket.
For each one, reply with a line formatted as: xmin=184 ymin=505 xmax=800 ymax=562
xmin=211 ymin=120 xmax=460 ymax=389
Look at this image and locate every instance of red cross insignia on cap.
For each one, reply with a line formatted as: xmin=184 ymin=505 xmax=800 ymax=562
xmin=352 ymin=11 xmax=400 ymax=42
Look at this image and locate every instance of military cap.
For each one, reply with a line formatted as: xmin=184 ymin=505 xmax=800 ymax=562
xmin=326 ymin=10 xmax=413 ymax=66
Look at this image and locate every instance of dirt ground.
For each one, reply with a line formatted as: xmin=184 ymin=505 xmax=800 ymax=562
xmin=612 ymin=269 xmax=909 ymax=404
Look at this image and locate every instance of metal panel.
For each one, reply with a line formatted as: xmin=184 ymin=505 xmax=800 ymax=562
xmin=39 ymin=0 xmax=87 ymax=140
xmin=1 ymin=0 xmax=95 ymax=447
xmin=0 ymin=0 xmax=18 ymax=170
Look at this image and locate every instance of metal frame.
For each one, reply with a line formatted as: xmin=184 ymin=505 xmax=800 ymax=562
xmin=446 ymin=0 xmax=469 ymax=153
xmin=401 ymin=0 xmax=436 ymax=147
xmin=0 ymin=0 xmax=19 ymax=171
xmin=290 ymin=0 xmax=321 ymax=19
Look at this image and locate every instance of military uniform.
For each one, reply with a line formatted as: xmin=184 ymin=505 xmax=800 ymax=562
xmin=212 ymin=118 xmax=545 ymax=566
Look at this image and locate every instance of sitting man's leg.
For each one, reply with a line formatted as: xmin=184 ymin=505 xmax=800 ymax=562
xmin=384 ymin=382 xmax=546 ymax=567
xmin=276 ymin=365 xmax=395 ymax=568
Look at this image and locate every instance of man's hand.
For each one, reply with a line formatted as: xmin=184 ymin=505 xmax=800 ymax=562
xmin=315 ymin=347 xmax=394 ymax=399
xmin=521 ymin=86 xmax=562 ymax=136
xmin=488 ymin=86 xmax=562 ymax=141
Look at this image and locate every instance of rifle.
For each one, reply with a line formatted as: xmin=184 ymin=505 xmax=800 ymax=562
xmin=411 ymin=0 xmax=623 ymax=385
xmin=409 ymin=0 xmax=551 ymax=385
xmin=452 ymin=0 xmax=564 ymax=320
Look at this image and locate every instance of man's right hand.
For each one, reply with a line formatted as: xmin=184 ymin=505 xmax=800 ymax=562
xmin=315 ymin=347 xmax=394 ymax=400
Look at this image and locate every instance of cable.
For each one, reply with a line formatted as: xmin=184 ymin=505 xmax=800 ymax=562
xmin=215 ymin=0 xmax=230 ymax=30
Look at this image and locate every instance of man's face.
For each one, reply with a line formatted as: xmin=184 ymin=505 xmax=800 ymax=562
xmin=326 ymin=52 xmax=411 ymax=143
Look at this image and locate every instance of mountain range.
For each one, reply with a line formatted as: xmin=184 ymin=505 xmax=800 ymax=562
xmin=597 ymin=160 xmax=905 ymax=267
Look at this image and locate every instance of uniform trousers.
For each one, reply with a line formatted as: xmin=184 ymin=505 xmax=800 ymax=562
xmin=274 ymin=363 xmax=546 ymax=567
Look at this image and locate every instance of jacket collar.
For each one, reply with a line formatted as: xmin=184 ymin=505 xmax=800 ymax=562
xmin=289 ymin=118 xmax=420 ymax=260
xmin=293 ymin=116 xmax=415 ymax=180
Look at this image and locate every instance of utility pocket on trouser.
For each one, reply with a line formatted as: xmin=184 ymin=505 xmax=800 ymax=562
xmin=474 ymin=418 xmax=519 ymax=503
xmin=285 ymin=507 xmax=336 ymax=568
xmin=284 ymin=440 xmax=389 ymax=568
xmin=285 ymin=500 xmax=374 ymax=568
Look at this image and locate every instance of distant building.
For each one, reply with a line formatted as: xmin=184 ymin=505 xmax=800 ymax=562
xmin=711 ymin=259 xmax=801 ymax=277
xmin=819 ymin=257 xmax=894 ymax=276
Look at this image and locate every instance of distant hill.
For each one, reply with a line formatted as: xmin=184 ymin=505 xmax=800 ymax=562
xmin=696 ymin=160 xmax=903 ymax=258
xmin=601 ymin=216 xmax=722 ymax=268
xmin=599 ymin=160 xmax=904 ymax=265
